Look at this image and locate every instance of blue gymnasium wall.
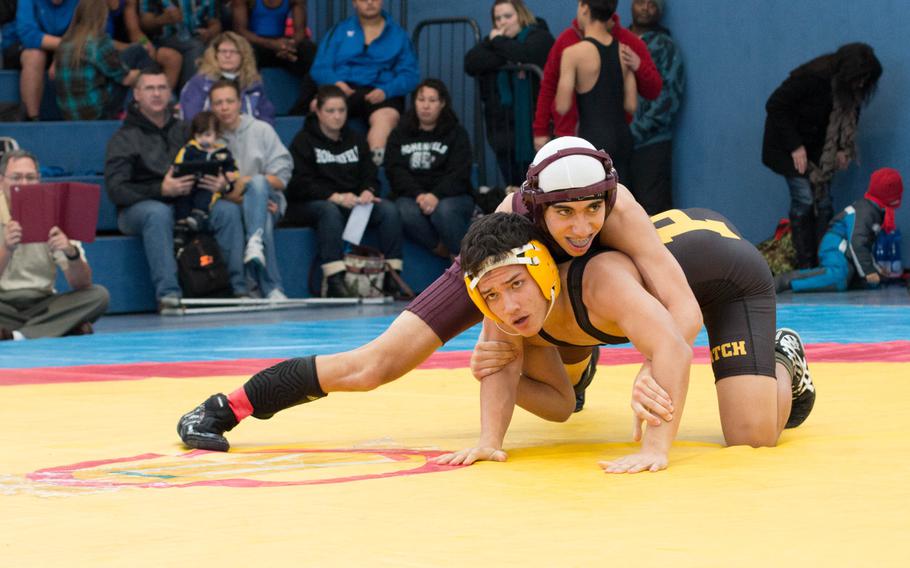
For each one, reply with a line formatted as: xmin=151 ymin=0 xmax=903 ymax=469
xmin=407 ymin=0 xmax=910 ymax=262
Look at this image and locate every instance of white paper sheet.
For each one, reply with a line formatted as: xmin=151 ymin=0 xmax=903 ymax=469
xmin=342 ymin=203 xmax=373 ymax=245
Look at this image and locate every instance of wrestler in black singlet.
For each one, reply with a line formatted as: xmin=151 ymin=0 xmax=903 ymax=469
xmin=538 ymin=208 xmax=777 ymax=381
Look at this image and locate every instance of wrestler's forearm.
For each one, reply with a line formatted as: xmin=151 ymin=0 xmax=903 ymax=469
xmin=640 ymin=343 xmax=691 ymax=454
xmin=477 ymin=365 xmax=521 ymax=449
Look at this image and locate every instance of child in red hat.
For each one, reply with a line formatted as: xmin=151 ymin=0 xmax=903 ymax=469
xmin=776 ymin=167 xmax=903 ymax=292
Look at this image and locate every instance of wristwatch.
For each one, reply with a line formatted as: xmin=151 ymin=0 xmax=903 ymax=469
xmin=64 ymin=246 xmax=81 ymax=261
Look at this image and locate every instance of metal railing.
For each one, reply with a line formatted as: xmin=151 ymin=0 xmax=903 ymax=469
xmin=313 ymin=0 xmax=408 ymax=39
xmin=411 ymin=18 xmax=485 ymax=183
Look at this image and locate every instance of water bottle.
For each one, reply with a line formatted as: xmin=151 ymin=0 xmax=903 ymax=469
xmin=888 ymin=228 xmax=902 ymax=275
xmin=874 ymin=228 xmax=903 ymax=279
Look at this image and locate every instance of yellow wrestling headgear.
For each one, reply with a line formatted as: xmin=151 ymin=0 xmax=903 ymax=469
xmin=464 ymin=240 xmax=561 ymax=325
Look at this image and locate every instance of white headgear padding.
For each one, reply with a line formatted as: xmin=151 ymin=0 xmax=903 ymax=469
xmin=532 ymin=136 xmax=607 ymax=192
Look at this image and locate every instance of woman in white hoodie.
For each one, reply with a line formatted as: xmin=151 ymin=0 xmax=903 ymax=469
xmin=209 ymin=79 xmax=291 ymax=300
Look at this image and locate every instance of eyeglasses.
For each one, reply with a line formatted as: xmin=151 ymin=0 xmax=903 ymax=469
xmin=3 ymin=173 xmax=40 ymax=183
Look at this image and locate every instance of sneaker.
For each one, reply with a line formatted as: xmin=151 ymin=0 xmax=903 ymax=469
xmin=177 ymin=393 xmax=238 ymax=452
xmin=573 ymin=346 xmax=600 ymax=412
xmin=157 ymin=293 xmax=182 ymax=313
xmin=243 ymin=229 xmax=266 ymax=267
xmin=775 ymin=328 xmax=816 ymax=428
xmin=267 ymin=289 xmax=288 ymax=302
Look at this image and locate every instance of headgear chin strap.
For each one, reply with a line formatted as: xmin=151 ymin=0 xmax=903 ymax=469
xmin=520 ymin=147 xmax=619 ymax=226
xmin=464 ymin=240 xmax=561 ymax=330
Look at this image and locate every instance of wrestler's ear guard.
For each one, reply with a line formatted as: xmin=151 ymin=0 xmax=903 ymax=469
xmin=464 ymin=240 xmax=561 ymax=324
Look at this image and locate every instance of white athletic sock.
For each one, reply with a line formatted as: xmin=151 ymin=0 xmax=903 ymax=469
xmin=12 ymin=330 xmax=26 ymax=341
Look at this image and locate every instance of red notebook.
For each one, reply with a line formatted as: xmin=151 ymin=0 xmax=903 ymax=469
xmin=9 ymin=182 xmax=101 ymax=244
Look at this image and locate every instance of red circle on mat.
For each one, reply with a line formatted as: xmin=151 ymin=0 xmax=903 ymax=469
xmin=27 ymin=448 xmax=461 ymax=488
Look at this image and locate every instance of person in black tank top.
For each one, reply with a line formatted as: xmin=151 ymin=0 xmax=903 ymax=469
xmin=447 ymin=211 xmax=816 ymax=472
xmin=576 ymin=37 xmax=634 ymax=176
xmin=556 ymin=0 xmax=638 ymax=180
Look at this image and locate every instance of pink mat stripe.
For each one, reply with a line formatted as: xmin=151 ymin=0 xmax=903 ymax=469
xmin=1 ymin=341 xmax=908 ymax=386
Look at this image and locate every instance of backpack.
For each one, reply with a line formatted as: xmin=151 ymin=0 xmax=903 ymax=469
xmin=757 ymin=218 xmax=796 ymax=276
xmin=176 ymin=233 xmax=232 ymax=298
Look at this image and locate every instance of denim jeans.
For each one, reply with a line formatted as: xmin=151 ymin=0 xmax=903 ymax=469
xmin=118 ymin=198 xmax=246 ymax=299
xmin=286 ymin=198 xmax=403 ymax=263
xmin=785 ymin=175 xmax=832 ymax=222
xmin=242 ymin=175 xmax=286 ymax=296
xmin=396 ymin=194 xmax=474 ymax=254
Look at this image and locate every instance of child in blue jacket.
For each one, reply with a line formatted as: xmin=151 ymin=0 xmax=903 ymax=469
xmin=776 ymin=167 xmax=903 ymax=293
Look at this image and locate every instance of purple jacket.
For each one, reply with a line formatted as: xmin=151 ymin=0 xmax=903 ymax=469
xmin=179 ymin=73 xmax=276 ymax=125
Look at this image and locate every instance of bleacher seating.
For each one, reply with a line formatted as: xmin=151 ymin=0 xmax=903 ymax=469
xmin=3 ymin=102 xmax=448 ymax=313
xmin=0 ymin=68 xmax=301 ymax=121
xmin=1 ymin=2 xmax=470 ymax=314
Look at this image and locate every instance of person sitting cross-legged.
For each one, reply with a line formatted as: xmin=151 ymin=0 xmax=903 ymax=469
xmin=0 ymin=149 xmax=109 ymax=339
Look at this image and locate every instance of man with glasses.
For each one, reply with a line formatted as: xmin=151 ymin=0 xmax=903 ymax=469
xmin=105 ymin=65 xmax=247 ymax=310
xmin=0 ymin=149 xmax=109 ymax=340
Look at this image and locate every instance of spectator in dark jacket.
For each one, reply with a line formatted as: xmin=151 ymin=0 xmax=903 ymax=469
xmin=762 ymin=42 xmax=882 ymax=268
xmin=628 ymin=0 xmax=684 ymax=215
xmin=104 ymin=66 xmax=246 ymax=307
xmin=285 ymin=85 xmax=403 ymax=297
xmin=464 ymin=0 xmax=553 ymax=188
xmin=387 ymin=79 xmax=475 ymax=258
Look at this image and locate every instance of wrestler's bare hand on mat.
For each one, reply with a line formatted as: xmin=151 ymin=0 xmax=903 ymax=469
xmin=599 ymin=451 xmax=668 ymax=474
xmin=432 ymin=447 xmax=507 ymax=466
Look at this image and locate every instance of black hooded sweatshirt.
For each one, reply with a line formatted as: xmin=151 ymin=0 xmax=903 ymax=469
xmin=286 ymin=115 xmax=378 ymax=203
xmin=104 ymin=103 xmax=189 ymax=208
xmin=385 ymin=119 xmax=474 ymax=201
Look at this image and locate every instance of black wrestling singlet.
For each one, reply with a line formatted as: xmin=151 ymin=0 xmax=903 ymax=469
xmin=576 ymin=37 xmax=633 ymax=178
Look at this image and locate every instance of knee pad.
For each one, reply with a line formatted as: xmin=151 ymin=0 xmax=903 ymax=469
xmin=243 ymin=355 xmax=326 ymax=419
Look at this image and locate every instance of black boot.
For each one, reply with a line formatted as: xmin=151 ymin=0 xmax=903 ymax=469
xmin=789 ymin=212 xmax=818 ymax=269
xmin=325 ymin=272 xmax=350 ymax=298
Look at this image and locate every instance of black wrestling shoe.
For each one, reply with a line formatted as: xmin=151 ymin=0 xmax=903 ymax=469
xmin=177 ymin=393 xmax=238 ymax=451
xmin=775 ymin=328 xmax=816 ymax=428
xmin=573 ymin=347 xmax=600 ymax=412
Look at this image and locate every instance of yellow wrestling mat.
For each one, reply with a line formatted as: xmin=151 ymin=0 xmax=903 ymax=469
xmin=1 ymin=362 xmax=908 ymax=566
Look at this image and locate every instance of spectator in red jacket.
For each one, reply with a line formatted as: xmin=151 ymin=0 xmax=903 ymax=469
xmin=532 ymin=10 xmax=662 ymax=151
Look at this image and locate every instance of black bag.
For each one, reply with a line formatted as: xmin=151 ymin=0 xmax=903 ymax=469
xmin=0 ymin=0 xmax=16 ymax=26
xmin=176 ymin=233 xmax=232 ymax=298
